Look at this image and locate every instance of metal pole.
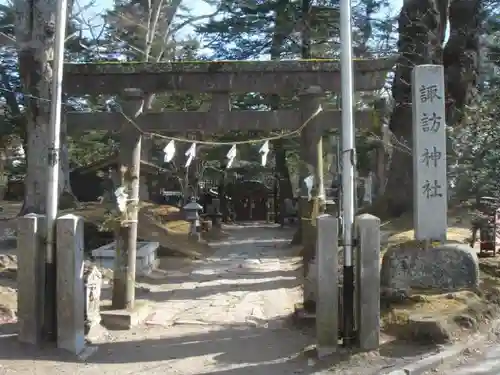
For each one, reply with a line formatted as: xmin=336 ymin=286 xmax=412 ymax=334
xmin=44 ymin=0 xmax=68 ymax=341
xmin=340 ymin=0 xmax=356 ymax=346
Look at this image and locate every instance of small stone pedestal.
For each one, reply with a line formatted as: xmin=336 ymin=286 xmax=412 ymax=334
xmin=100 ymin=301 xmax=151 ymax=330
xmin=209 ymin=199 xmax=223 ymax=229
xmin=92 ymin=241 xmax=159 ymax=275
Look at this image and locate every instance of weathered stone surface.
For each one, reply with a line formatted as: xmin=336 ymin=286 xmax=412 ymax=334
xmin=17 ymin=214 xmax=46 ymax=345
xmin=56 ymin=214 xmax=86 ymax=355
xmin=381 ymin=243 xmax=479 ymax=292
xmin=65 ymin=58 xmax=396 ymax=75
xmin=84 ymin=265 xmax=102 ymax=335
xmin=100 ymin=301 xmax=150 ymax=330
xmin=92 ymin=241 xmax=159 ymax=276
xmin=66 ymin=110 xmax=376 ymax=134
xmin=406 ymin=313 xmax=452 ymax=344
xmin=63 ymin=58 xmax=396 ymax=95
xmin=356 ymin=213 xmax=381 ymax=351
xmin=315 ymin=214 xmax=339 ymax=353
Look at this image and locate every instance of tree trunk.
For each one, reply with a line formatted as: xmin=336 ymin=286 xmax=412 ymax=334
xmin=269 ymin=0 xmax=294 ymax=225
xmin=17 ymin=47 xmax=51 ymax=214
xmin=443 ymin=0 xmax=482 ymax=127
xmin=16 ymin=0 xmax=74 ymax=215
xmin=59 ymin=116 xmax=78 ymax=209
xmin=384 ymin=0 xmax=449 ymax=217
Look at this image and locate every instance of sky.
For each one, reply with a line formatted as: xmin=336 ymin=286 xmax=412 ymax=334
xmin=79 ymin=0 xmax=216 ymax=38
xmin=78 ymin=0 xmax=404 ymax=42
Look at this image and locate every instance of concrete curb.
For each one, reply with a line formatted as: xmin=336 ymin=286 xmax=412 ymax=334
xmin=384 ymin=339 xmax=482 ymax=375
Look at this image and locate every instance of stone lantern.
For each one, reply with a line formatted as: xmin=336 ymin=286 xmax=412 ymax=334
xmin=183 ymin=199 xmax=203 ymax=241
xmin=207 ymin=198 xmax=223 ymax=229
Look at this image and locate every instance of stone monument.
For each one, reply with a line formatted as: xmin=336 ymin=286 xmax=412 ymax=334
xmin=381 ymin=65 xmax=479 ymax=295
xmin=411 ymin=64 xmax=447 ymax=242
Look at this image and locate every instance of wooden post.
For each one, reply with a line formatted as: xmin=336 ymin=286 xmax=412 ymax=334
xmin=299 ymin=86 xmax=324 ymax=282
xmin=112 ymin=88 xmax=144 ymax=310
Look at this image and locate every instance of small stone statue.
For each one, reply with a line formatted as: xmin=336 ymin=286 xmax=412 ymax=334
xmin=84 ymin=265 xmax=102 ymax=335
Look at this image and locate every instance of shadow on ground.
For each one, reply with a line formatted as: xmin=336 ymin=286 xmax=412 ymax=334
xmin=0 ymin=318 xmax=441 ymax=375
xmin=143 ymin=274 xmax=301 ymax=302
xmin=138 ymin=268 xmax=297 ymax=285
xmin=0 ymin=220 xmax=441 ymax=375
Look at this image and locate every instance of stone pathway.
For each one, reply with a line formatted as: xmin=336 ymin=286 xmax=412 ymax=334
xmin=0 ymin=223 xmax=437 ymax=375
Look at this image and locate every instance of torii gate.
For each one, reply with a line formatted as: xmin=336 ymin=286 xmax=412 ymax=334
xmin=62 ymin=57 xmax=395 ymax=317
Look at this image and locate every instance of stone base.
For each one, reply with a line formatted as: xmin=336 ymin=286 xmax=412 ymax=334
xmin=100 ymin=301 xmax=151 ymax=330
xmin=78 ymin=345 xmax=99 ymax=361
xmin=293 ymin=303 xmax=316 ymax=326
xmin=406 ymin=313 xmax=452 ymax=344
xmin=381 ymin=243 xmax=480 ymax=293
xmin=92 ymin=241 xmax=159 ymax=276
xmin=316 ymin=346 xmax=338 ymax=359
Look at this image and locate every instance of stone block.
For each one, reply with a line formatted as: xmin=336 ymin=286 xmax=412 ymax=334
xmin=411 ymin=64 xmax=447 ymax=241
xmin=56 ymin=214 xmax=86 ymax=355
xmin=315 ymin=214 xmax=339 ymax=353
xmin=17 ymin=214 xmax=46 ymax=345
xmin=324 ymin=200 xmax=337 ymax=216
xmin=84 ymin=265 xmax=102 ymax=335
xmin=100 ymin=301 xmax=150 ymax=330
xmin=92 ymin=241 xmax=159 ymax=275
xmin=355 ymin=213 xmax=381 ymax=351
xmin=381 ymin=243 xmax=479 ymax=293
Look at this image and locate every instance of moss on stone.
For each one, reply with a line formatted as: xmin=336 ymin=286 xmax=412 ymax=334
xmin=64 ymin=57 xmax=397 ymax=76
xmin=382 ymin=227 xmax=471 ymax=255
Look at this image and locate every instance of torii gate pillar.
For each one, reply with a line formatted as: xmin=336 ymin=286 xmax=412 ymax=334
xmin=112 ymin=88 xmax=144 ymax=310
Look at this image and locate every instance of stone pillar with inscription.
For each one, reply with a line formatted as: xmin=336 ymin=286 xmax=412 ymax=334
xmin=412 ymin=65 xmax=447 ymax=241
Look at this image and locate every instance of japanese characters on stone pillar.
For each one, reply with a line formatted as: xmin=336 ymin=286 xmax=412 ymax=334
xmin=412 ymin=65 xmax=447 ymax=241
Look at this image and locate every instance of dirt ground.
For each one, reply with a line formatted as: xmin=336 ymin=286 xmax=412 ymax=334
xmin=0 ymin=222 xmax=445 ymax=375
xmin=0 ymin=201 xmax=20 ymax=324
xmin=378 ymin=208 xmax=500 ymax=344
xmin=0 ymin=199 xmax=224 ymax=315
xmin=2 ymin=201 xmax=500 ymax=373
